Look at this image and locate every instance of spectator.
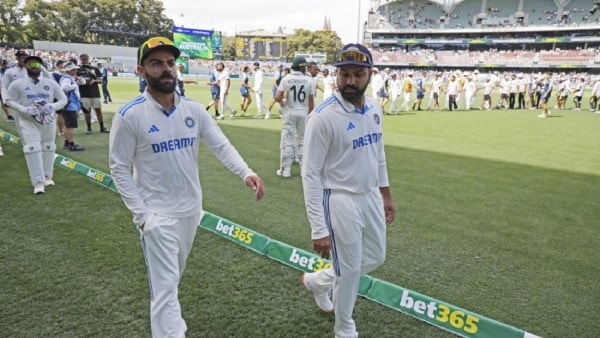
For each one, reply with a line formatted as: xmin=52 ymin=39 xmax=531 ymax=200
xmin=77 ymin=53 xmax=109 ymax=133
xmin=98 ymin=62 xmax=113 ymax=104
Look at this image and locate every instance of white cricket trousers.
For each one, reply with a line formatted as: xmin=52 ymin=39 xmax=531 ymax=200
xmin=400 ymin=92 xmax=411 ymax=111
xmin=140 ymin=211 xmax=203 ymax=338
xmin=219 ymin=92 xmax=236 ymax=116
xmin=19 ymin=116 xmax=56 ymax=186
xmin=254 ymin=89 xmax=269 ymax=115
xmin=280 ymin=110 xmax=306 ymax=169
xmin=308 ymin=189 xmax=386 ymax=338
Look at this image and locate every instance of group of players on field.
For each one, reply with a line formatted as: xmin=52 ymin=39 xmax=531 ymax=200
xmin=363 ymin=68 xmax=600 ymax=117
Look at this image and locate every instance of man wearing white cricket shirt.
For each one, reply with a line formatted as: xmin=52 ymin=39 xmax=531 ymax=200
xmin=301 ymin=43 xmax=396 ymax=338
xmin=251 ymin=62 xmax=271 ymax=119
xmin=109 ymin=37 xmax=264 ymax=337
xmin=216 ymin=62 xmax=237 ymax=119
xmin=6 ymin=55 xmax=67 ymax=194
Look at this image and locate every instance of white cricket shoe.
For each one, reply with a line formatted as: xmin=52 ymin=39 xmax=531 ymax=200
xmin=264 ymin=112 xmax=271 ymax=119
xmin=0 ymin=147 xmax=3 ymax=157
xmin=301 ymin=273 xmax=333 ymax=313
xmin=33 ymin=183 xmax=45 ymax=194
xmin=44 ymin=178 xmax=55 ymax=187
xmin=216 ymin=115 xmax=224 ymax=120
xmin=276 ymin=167 xmax=291 ymax=178
xmin=253 ymin=114 xmax=262 ymax=119
xmin=537 ymin=114 xmax=546 ymax=118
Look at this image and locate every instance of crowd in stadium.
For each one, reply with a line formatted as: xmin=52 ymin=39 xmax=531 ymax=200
xmin=2 ymin=45 xmax=600 ymax=124
xmin=371 ymin=47 xmax=600 ymax=66
xmin=362 ymin=68 xmax=600 ymax=118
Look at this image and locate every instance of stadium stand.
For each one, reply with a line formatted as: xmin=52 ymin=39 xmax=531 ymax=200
xmin=365 ymin=0 xmax=600 ymax=72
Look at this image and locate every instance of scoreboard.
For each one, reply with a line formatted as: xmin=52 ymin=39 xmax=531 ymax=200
xmin=235 ymin=35 xmax=287 ymax=61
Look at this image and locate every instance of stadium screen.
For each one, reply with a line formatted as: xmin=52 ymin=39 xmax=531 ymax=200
xmin=173 ymin=26 xmax=223 ymax=60
xmin=235 ymin=35 xmax=287 ymax=61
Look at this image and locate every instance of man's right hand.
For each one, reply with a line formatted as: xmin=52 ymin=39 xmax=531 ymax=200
xmin=312 ymin=236 xmax=331 ymax=259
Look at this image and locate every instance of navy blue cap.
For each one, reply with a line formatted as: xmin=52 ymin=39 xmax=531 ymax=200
xmin=333 ymin=43 xmax=373 ymax=68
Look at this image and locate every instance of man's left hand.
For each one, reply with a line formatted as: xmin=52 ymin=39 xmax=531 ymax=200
xmin=245 ymin=175 xmax=265 ymax=202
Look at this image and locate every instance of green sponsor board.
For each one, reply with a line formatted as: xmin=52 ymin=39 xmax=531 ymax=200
xmin=538 ymin=37 xmax=568 ymax=43
xmin=54 ymin=155 xmax=115 ymax=190
xmin=554 ymin=64 xmax=580 ymax=69
xmin=266 ymin=239 xmax=332 ymax=273
xmin=409 ymin=62 xmax=436 ymax=67
xmin=400 ymin=39 xmax=424 ymax=44
xmin=468 ymin=38 xmax=489 ymax=44
xmin=478 ymin=64 xmax=505 ymax=68
xmin=200 ymin=212 xmax=270 ymax=254
xmin=265 ymin=240 xmax=373 ymax=296
xmin=0 ymin=129 xmax=19 ymax=145
xmin=365 ymin=278 xmax=538 ymax=338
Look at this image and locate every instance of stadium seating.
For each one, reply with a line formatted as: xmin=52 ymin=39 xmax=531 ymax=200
xmin=369 ymin=0 xmax=600 ymax=29
xmin=564 ymin=0 xmax=600 ymax=25
xmin=370 ymin=48 xmax=598 ymax=66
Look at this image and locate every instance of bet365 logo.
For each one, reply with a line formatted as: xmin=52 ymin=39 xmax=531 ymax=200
xmin=288 ymin=248 xmax=331 ymax=272
xmin=400 ymin=291 xmax=479 ymax=334
xmin=215 ymin=219 xmax=253 ymax=244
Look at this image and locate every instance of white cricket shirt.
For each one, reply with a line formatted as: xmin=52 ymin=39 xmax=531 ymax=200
xmin=302 ymin=90 xmax=390 ymax=239
xmin=109 ymin=91 xmax=255 ymax=227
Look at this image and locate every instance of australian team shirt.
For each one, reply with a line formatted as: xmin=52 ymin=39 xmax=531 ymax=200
xmin=109 ymin=91 xmax=255 ymax=227
xmin=302 ymin=91 xmax=390 ymax=239
xmin=277 ymin=70 xmax=315 ymax=114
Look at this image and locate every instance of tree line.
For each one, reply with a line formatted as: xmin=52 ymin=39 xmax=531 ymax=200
xmin=0 ymin=0 xmax=342 ymax=62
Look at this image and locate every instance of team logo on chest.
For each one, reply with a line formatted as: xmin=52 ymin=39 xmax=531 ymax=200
xmin=44 ymin=85 xmax=50 ymax=91
xmin=185 ymin=116 xmax=195 ymax=128
xmin=374 ymin=113 xmax=381 ymax=125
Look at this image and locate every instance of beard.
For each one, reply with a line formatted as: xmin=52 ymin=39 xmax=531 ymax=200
xmin=26 ymin=68 xmax=41 ymax=78
xmin=145 ymin=72 xmax=177 ymax=94
xmin=339 ymin=82 xmax=369 ymax=103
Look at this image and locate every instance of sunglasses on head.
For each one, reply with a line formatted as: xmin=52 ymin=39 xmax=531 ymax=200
xmin=139 ymin=37 xmax=176 ymax=63
xmin=26 ymin=61 xmax=42 ymax=68
xmin=337 ymin=48 xmax=371 ymax=64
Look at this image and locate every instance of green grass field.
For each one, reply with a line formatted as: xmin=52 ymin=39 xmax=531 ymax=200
xmin=1 ymin=76 xmax=599 ymax=337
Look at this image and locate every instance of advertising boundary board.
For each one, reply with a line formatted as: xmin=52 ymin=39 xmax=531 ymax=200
xmin=0 ymin=128 xmax=541 ymax=338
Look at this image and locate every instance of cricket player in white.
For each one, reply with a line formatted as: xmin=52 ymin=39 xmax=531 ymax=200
xmin=5 ymin=55 xmax=67 ymax=194
xmin=301 ymin=44 xmax=396 ymax=338
xmin=386 ymin=73 xmax=401 ymax=114
xmin=464 ymin=76 xmax=477 ymax=110
xmin=216 ymin=62 xmax=237 ymax=119
xmin=322 ymin=68 xmax=335 ymax=100
xmin=252 ymin=62 xmax=271 ymax=119
xmin=109 ymin=37 xmax=264 ymax=338
xmin=274 ymin=56 xmax=315 ymax=177
xmin=2 ymin=50 xmax=52 ymax=136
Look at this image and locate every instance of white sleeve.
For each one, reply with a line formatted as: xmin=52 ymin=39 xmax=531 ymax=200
xmin=377 ymin=134 xmax=390 ymax=188
xmin=302 ymin=113 xmax=330 ymax=240
xmin=109 ymin=113 xmax=149 ymax=227
xmin=1 ymin=71 xmax=10 ymax=103
xmin=197 ymin=107 xmax=255 ymax=180
xmin=6 ymin=82 xmax=27 ymax=113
